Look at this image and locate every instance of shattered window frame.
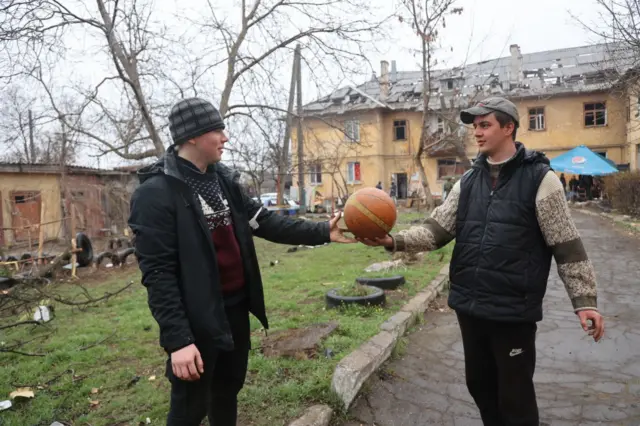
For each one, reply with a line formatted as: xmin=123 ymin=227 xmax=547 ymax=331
xmin=393 ymin=120 xmax=407 ymax=141
xmin=309 ymin=162 xmax=322 ymax=184
xmin=437 ymin=158 xmax=467 ymax=180
xmin=344 ymin=119 xmax=360 ymax=142
xmin=528 ymin=107 xmax=545 ymax=131
xmin=584 ymin=102 xmax=607 ymax=127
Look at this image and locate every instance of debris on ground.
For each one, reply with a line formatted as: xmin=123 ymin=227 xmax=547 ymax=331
xmin=33 ymin=305 xmax=53 ymax=323
xmin=364 ymin=260 xmax=403 ymax=272
xmin=261 ymin=322 xmax=338 ymax=359
xmin=0 ymin=400 xmax=11 ymax=411
xmin=9 ymin=388 xmax=34 ymax=399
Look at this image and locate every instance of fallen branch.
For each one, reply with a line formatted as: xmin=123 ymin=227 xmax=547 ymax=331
xmin=0 ymin=347 xmax=46 ymax=357
xmin=79 ymin=330 xmax=117 ymax=351
xmin=0 ymin=320 xmax=42 ymax=331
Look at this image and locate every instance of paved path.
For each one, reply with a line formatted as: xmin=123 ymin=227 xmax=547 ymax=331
xmin=345 ymin=211 xmax=640 ymax=425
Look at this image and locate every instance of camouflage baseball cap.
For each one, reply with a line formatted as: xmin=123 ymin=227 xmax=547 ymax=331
xmin=460 ymin=97 xmax=519 ymax=125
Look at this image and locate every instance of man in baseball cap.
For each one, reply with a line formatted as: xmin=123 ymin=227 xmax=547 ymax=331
xmin=129 ymin=97 xmax=356 ymax=425
xmin=358 ymin=95 xmax=604 ymax=424
xmin=460 ymin=96 xmax=520 ymax=126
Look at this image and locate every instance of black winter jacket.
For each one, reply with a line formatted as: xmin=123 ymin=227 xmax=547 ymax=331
xmin=448 ymin=143 xmax=553 ymax=323
xmin=128 ymin=147 xmax=331 ymax=355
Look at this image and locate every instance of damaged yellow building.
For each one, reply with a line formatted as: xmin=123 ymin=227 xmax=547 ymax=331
xmin=292 ymin=43 xmax=640 ymax=208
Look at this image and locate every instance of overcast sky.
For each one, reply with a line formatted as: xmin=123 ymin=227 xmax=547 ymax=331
xmin=55 ymin=0 xmax=607 ymax=168
xmin=371 ymin=0 xmax=603 ymax=75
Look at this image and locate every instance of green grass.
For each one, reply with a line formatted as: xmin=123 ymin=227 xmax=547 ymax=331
xmin=0 ymin=214 xmax=451 ymax=426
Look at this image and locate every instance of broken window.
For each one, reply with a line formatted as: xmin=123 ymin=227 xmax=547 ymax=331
xmin=437 ymin=159 xmax=468 ymax=180
xmin=528 ymin=107 xmax=545 ymax=131
xmin=584 ymin=102 xmax=607 ymax=127
xmin=437 ymin=117 xmax=445 ymax=134
xmin=13 ymin=195 xmax=25 ymax=204
xmin=344 ymin=120 xmax=360 ymax=142
xmin=309 ymin=162 xmax=322 ymax=184
xmin=347 ymin=162 xmax=361 ymax=183
xmin=393 ymin=120 xmax=407 ymax=140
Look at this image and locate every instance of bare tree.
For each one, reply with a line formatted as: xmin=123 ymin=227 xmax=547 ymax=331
xmin=576 ymin=1 xmax=640 ymax=127
xmin=225 ymin=113 xmax=281 ymax=196
xmin=0 ymin=0 xmax=172 ymax=160
xmin=1 ymin=0 xmax=389 ymax=163
xmin=0 ymin=85 xmax=79 ymax=164
xmin=398 ymin=0 xmax=465 ymax=209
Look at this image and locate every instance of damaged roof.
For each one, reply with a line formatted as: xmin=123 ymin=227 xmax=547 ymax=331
xmin=304 ymin=42 xmax=634 ymax=116
xmin=0 ymin=162 xmax=136 ymax=175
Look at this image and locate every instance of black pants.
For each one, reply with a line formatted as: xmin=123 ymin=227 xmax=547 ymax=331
xmin=456 ymin=311 xmax=539 ymax=426
xmin=166 ymin=300 xmax=251 ymax=426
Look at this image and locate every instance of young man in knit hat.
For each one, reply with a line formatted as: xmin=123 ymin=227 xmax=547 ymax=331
xmin=358 ymin=97 xmax=605 ymax=425
xmin=128 ymin=98 xmax=355 ymax=426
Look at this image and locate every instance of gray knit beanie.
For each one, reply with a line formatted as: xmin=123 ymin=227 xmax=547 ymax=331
xmin=168 ymin=98 xmax=225 ymax=145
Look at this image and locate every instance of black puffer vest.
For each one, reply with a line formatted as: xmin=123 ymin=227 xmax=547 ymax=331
xmin=448 ymin=142 xmax=553 ymax=323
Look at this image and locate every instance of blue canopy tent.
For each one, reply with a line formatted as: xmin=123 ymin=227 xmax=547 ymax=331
xmin=549 ymin=145 xmax=619 ymax=176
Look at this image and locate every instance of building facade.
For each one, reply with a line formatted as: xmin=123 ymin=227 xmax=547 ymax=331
xmin=292 ymin=43 xmax=639 ymax=208
xmin=0 ymin=163 xmax=137 ymax=247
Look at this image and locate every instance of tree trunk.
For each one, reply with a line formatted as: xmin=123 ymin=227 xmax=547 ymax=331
xmin=415 ymin=135 xmax=435 ymax=210
xmin=416 ymin=37 xmax=435 ymax=210
xmin=95 ymin=0 xmax=165 ymax=158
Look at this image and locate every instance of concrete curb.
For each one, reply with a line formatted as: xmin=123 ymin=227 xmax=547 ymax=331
xmin=330 ymin=264 xmax=451 ymax=410
xmin=287 ymin=405 xmax=333 ymax=426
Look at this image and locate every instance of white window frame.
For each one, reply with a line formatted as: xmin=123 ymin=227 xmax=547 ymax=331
xmin=528 ymin=107 xmax=545 ymax=131
xmin=347 ymin=161 xmax=361 ymax=183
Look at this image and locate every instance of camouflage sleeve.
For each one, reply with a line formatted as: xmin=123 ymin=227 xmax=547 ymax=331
xmin=389 ymin=180 xmax=459 ymax=253
xmin=535 ymin=170 xmax=598 ymax=313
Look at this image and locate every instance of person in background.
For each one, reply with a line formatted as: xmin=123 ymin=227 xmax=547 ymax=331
xmin=559 ymin=173 xmax=567 ymax=192
xmin=357 ymin=96 xmax=604 ymax=426
xmin=390 ymin=180 xmax=397 ymax=203
xmin=376 ymin=181 xmax=383 ymax=190
xmin=128 ymin=97 xmax=356 ymax=426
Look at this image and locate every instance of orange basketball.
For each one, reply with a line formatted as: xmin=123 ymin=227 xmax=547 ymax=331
xmin=343 ymin=187 xmax=397 ymax=240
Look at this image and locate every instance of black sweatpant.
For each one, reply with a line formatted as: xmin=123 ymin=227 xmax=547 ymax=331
xmin=456 ymin=311 xmax=539 ymax=426
xmin=166 ymin=300 xmax=251 ymax=426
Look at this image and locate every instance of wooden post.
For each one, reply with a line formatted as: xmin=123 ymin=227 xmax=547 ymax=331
xmin=38 ymin=202 xmax=46 ymax=264
xmin=70 ymin=203 xmax=77 ymax=278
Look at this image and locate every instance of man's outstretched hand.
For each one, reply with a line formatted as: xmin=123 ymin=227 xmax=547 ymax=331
xmin=357 ymin=235 xmax=394 ymax=249
xmin=329 ymin=211 xmax=357 ymax=243
xmin=577 ymin=309 xmax=605 ymax=342
xmin=171 ymin=343 xmax=204 ymax=381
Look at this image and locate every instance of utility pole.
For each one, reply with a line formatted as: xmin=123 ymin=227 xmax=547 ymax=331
xmin=277 ymin=45 xmax=299 ymax=206
xmin=295 ymin=44 xmax=306 ymax=212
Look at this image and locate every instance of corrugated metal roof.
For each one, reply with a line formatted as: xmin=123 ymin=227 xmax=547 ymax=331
xmin=304 ymin=43 xmax=635 ymax=116
xmin=0 ymin=162 xmax=136 ymax=175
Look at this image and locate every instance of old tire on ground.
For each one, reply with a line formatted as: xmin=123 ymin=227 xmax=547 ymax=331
xmin=118 ymin=247 xmax=135 ymax=265
xmin=356 ymin=275 xmax=406 ymax=290
xmin=95 ymin=251 xmax=121 ymax=267
xmin=75 ymin=232 xmax=94 ymax=267
xmin=6 ymin=256 xmax=18 ymax=262
xmin=325 ymin=285 xmax=386 ymax=309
